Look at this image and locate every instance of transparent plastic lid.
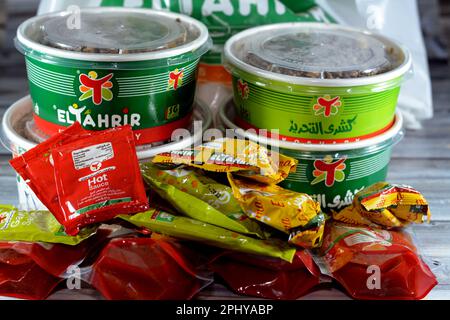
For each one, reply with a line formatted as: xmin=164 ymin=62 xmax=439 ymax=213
xmin=231 ymin=25 xmax=403 ymax=79
xmin=28 ymin=10 xmax=200 ymax=54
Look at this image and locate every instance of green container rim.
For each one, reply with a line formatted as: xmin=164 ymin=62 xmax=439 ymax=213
xmin=224 ymin=22 xmax=412 ymax=88
xmin=16 ymin=7 xmax=212 ymax=68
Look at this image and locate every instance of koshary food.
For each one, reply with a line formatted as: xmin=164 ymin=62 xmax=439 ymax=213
xmin=119 ymin=208 xmax=296 ymax=263
xmin=227 ymin=174 xmax=324 ymax=248
xmin=333 ymin=182 xmax=431 ymax=229
xmin=140 ymin=163 xmax=265 ymax=238
xmin=90 ymin=0 xmax=334 ymax=84
xmin=224 ymin=23 xmax=411 ymax=144
xmin=241 ymin=27 xmax=402 ymax=79
xmin=0 ymin=205 xmax=96 ymax=245
xmin=317 ymin=222 xmax=437 ymax=300
xmin=152 ymin=138 xmax=298 ymax=184
xmin=16 ymin=8 xmax=211 ymax=144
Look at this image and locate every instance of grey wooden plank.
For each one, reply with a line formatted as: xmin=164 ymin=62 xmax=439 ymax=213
xmin=0 ymin=77 xmax=29 ymax=108
xmin=430 ymin=78 xmax=450 ymax=111
xmin=391 ymin=116 xmax=450 ymax=160
xmin=387 ymin=159 xmax=450 ymax=220
xmin=0 ymin=175 xmax=19 ymax=206
xmin=6 ymin=0 xmax=40 ymax=14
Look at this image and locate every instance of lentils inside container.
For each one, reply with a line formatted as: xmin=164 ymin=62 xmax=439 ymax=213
xmin=235 ymin=26 xmax=403 ymax=79
xmin=36 ymin=11 xmax=200 ymax=54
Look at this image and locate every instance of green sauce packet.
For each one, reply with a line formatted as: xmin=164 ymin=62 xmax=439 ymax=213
xmin=140 ymin=163 xmax=265 ymax=239
xmin=0 ymin=205 xmax=97 ymax=245
xmin=120 ymin=209 xmax=296 ymax=263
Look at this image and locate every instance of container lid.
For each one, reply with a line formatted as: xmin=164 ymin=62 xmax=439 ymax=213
xmin=225 ymin=23 xmax=409 ymax=83
xmin=40 ymin=11 xmax=190 ymax=54
xmin=17 ymin=8 xmax=210 ymax=63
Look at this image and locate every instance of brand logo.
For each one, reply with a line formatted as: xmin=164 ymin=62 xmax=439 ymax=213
xmin=165 ymin=104 xmax=180 ymax=120
xmin=168 ymin=68 xmax=184 ymax=90
xmin=312 ymin=155 xmax=347 ymax=187
xmin=313 ymin=95 xmax=341 ymax=117
xmin=90 ymin=161 xmax=102 ymax=172
xmin=56 ymin=104 xmax=141 ymax=129
xmin=79 ymin=71 xmax=114 ymax=105
xmin=237 ymin=79 xmax=249 ymax=99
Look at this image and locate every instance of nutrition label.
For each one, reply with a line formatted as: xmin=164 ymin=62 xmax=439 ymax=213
xmin=72 ymin=142 xmax=114 ymax=170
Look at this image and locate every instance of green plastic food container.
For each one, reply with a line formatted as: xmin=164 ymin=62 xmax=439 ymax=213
xmin=223 ymin=23 xmax=411 ymax=144
xmin=219 ymin=100 xmax=403 ymax=213
xmin=16 ymin=7 xmax=211 ymax=145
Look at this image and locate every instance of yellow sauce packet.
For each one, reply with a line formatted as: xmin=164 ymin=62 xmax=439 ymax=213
xmin=333 ymin=182 xmax=430 ymax=229
xmin=228 ymin=174 xmax=325 ymax=248
xmin=152 ymin=138 xmax=297 ymax=184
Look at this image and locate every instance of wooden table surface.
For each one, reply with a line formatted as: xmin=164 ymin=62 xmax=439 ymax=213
xmin=0 ymin=1 xmax=449 ymax=300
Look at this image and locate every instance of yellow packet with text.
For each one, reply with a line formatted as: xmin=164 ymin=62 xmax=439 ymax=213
xmin=228 ymin=174 xmax=324 ymax=248
xmin=152 ymin=138 xmax=297 ymax=184
xmin=333 ymin=182 xmax=430 ymax=229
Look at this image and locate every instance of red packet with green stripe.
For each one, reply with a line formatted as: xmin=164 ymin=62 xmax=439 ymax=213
xmin=51 ymin=125 xmax=148 ymax=235
xmin=9 ymin=123 xmax=91 ymax=225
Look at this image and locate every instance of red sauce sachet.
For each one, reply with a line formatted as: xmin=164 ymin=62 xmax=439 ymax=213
xmin=318 ymin=222 xmax=437 ymax=300
xmin=210 ymin=250 xmax=322 ymax=300
xmin=9 ymin=122 xmax=90 ymax=227
xmin=10 ymin=123 xmax=148 ymax=235
xmin=90 ymin=237 xmax=213 ymax=300
xmin=51 ymin=125 xmax=148 ymax=235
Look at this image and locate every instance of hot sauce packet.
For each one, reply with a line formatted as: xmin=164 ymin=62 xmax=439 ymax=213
xmin=119 ymin=208 xmax=296 ymax=263
xmin=0 ymin=205 xmax=96 ymax=245
xmin=152 ymin=138 xmax=297 ymax=184
xmin=140 ymin=163 xmax=265 ymax=238
xmin=9 ymin=122 xmax=91 ymax=226
xmin=316 ymin=222 xmax=437 ymax=300
xmin=209 ymin=250 xmax=321 ymax=300
xmin=90 ymin=237 xmax=213 ymax=300
xmin=228 ymin=174 xmax=325 ymax=248
xmin=0 ymin=261 xmax=61 ymax=300
xmin=51 ymin=125 xmax=149 ymax=235
xmin=333 ymin=182 xmax=431 ymax=229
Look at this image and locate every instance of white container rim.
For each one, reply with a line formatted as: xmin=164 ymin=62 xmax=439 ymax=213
xmin=2 ymin=96 xmax=212 ymax=160
xmin=219 ymin=99 xmax=403 ymax=152
xmin=224 ymin=22 xmax=412 ymax=88
xmin=17 ymin=7 xmax=210 ymax=63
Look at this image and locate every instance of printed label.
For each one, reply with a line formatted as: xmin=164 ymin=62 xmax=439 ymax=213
xmin=72 ymin=142 xmax=114 ymax=170
xmin=343 ymin=229 xmax=392 ymax=247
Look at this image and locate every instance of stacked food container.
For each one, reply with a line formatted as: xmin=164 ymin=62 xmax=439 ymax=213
xmin=1 ymin=8 xmax=213 ymax=210
xmin=219 ymin=23 xmax=412 ymax=212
